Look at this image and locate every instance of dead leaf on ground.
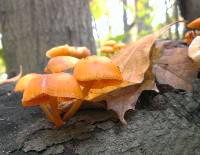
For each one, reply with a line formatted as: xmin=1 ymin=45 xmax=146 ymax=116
xmin=106 ymin=80 xmax=157 ymax=125
xmin=84 ymin=22 xmax=182 ymax=124
xmin=0 ymin=65 xmax=22 ymax=85
xmin=112 ymin=21 xmax=182 ymax=84
xmin=85 ymin=80 xmax=131 ymax=101
xmin=153 ymin=45 xmax=199 ymax=92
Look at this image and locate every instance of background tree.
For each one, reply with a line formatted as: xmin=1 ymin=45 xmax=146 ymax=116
xmin=0 ymin=0 xmax=95 ymax=74
xmin=178 ymin=0 xmax=200 ymax=21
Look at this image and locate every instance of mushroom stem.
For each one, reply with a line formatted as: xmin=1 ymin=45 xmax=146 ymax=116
xmin=63 ymin=100 xmax=82 ymax=121
xmin=49 ymin=97 xmax=64 ymax=128
xmin=39 ymin=104 xmax=54 ymax=122
xmin=63 ymin=82 xmax=93 ymax=121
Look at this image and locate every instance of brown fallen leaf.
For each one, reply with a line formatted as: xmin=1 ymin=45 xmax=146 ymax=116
xmin=85 ymin=80 xmax=131 ymax=101
xmin=153 ymin=44 xmax=199 ymax=92
xmin=0 ymin=65 xmax=23 ymax=85
xmin=106 ymin=80 xmax=157 ymax=125
xmin=112 ymin=21 xmax=181 ymax=84
xmin=84 ymin=22 xmax=181 ymax=124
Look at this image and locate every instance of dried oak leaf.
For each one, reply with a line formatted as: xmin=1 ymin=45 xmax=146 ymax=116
xmin=0 ymin=65 xmax=22 ymax=85
xmin=111 ymin=22 xmax=180 ymax=83
xmin=153 ymin=43 xmax=199 ymax=92
xmin=106 ymin=80 xmax=157 ymax=125
xmin=85 ymin=79 xmax=157 ymax=125
xmin=86 ymin=23 xmax=179 ymax=124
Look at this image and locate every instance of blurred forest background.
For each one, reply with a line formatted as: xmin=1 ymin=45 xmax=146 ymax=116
xmin=0 ymin=0 xmax=200 ymax=80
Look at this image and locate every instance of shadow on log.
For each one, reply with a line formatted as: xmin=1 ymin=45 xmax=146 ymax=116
xmin=0 ymin=80 xmax=200 ymax=155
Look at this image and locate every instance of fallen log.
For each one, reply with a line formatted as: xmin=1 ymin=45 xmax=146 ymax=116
xmin=0 ymin=81 xmax=200 ymax=155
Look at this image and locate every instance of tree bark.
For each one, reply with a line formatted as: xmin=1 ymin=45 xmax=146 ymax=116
xmin=178 ymin=0 xmax=200 ymax=21
xmin=0 ymin=80 xmax=200 ymax=155
xmin=0 ymin=0 xmax=95 ymax=74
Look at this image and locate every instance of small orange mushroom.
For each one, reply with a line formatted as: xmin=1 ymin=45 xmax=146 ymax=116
xmin=184 ymin=30 xmax=200 ymax=45
xmin=73 ymin=56 xmax=123 ymax=100
xmin=187 ymin=17 xmax=200 ymax=29
xmin=76 ymin=47 xmax=91 ymax=58
xmin=44 ymin=56 xmax=79 ymax=73
xmin=46 ymin=44 xmax=91 ymax=59
xmin=14 ymin=73 xmax=38 ymax=92
xmin=100 ymin=46 xmax=115 ymax=53
xmin=22 ymin=73 xmax=83 ymax=127
xmin=62 ymin=56 xmax=122 ymax=121
xmin=184 ymin=31 xmax=196 ymax=45
xmin=188 ymin=36 xmax=200 ymax=63
xmin=103 ymin=40 xmax=117 ymax=46
xmin=14 ymin=73 xmax=55 ymax=122
xmin=100 ymin=41 xmax=126 ymax=57
xmin=113 ymin=42 xmax=126 ymax=51
xmin=73 ymin=56 xmax=123 ymax=82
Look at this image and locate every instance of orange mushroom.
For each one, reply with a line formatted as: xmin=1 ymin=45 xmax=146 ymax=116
xmin=187 ymin=17 xmax=200 ymax=29
xmin=113 ymin=42 xmax=126 ymax=51
xmin=14 ymin=73 xmax=56 ymax=123
xmin=46 ymin=44 xmax=91 ymax=59
xmin=22 ymin=73 xmax=83 ymax=127
xmin=188 ymin=36 xmax=200 ymax=63
xmin=14 ymin=73 xmax=38 ymax=92
xmin=76 ymin=47 xmax=91 ymax=58
xmin=184 ymin=31 xmax=196 ymax=45
xmin=73 ymin=55 xmax=123 ymax=100
xmin=100 ymin=46 xmax=115 ymax=53
xmin=103 ymin=40 xmax=117 ymax=46
xmin=73 ymin=56 xmax=123 ymax=82
xmin=100 ymin=41 xmax=126 ymax=57
xmin=44 ymin=56 xmax=79 ymax=73
xmin=62 ymin=56 xmax=122 ymax=121
xmin=184 ymin=30 xmax=200 ymax=45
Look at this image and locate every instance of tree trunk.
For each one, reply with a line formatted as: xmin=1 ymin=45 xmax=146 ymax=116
xmin=178 ymin=0 xmax=200 ymax=21
xmin=0 ymin=0 xmax=95 ymax=74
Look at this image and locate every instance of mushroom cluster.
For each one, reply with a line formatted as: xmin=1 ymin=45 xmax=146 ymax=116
xmin=184 ymin=18 xmax=200 ymax=45
xmin=15 ymin=44 xmax=124 ymax=127
xmin=99 ymin=40 xmax=126 ymax=57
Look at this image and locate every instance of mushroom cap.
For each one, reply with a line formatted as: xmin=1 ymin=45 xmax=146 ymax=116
xmin=46 ymin=44 xmax=91 ymax=59
xmin=100 ymin=46 xmax=114 ymax=53
xmin=22 ymin=74 xmax=45 ymax=106
xmin=103 ymin=40 xmax=117 ymax=46
xmin=73 ymin=56 xmax=123 ymax=82
xmin=44 ymin=56 xmax=79 ymax=73
xmin=46 ymin=45 xmax=70 ymax=58
xmin=187 ymin=17 xmax=200 ymax=29
xmin=22 ymin=73 xmax=83 ymax=106
xmin=113 ymin=43 xmax=126 ymax=50
xmin=188 ymin=36 xmax=200 ymax=62
xmin=14 ymin=73 xmax=39 ymax=92
xmin=184 ymin=31 xmax=196 ymax=45
xmin=45 ymin=73 xmax=83 ymax=98
xmin=67 ymin=46 xmax=91 ymax=58
xmin=76 ymin=47 xmax=91 ymax=58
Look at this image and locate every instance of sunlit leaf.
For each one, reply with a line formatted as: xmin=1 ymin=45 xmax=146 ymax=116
xmin=90 ymin=0 xmax=108 ymax=20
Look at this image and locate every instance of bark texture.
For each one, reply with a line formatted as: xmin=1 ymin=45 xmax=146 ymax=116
xmin=0 ymin=80 xmax=200 ymax=155
xmin=178 ymin=0 xmax=200 ymax=21
xmin=0 ymin=0 xmax=95 ymax=73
